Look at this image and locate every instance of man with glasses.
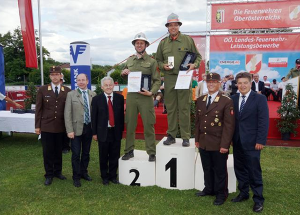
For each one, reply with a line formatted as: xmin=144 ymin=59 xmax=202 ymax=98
xmin=156 ymin=13 xmax=202 ymax=147
xmin=35 ymin=66 xmax=71 ymax=186
xmin=194 ymin=72 xmax=235 ymax=206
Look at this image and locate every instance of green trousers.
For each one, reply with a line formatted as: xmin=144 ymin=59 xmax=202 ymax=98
xmin=164 ymin=73 xmax=191 ymax=139
xmin=125 ymin=93 xmax=156 ymax=155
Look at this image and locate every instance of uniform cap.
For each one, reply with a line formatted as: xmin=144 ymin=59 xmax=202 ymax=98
xmin=165 ymin=13 xmax=182 ymax=27
xmin=296 ymin=59 xmax=300 ymax=64
xmin=132 ymin=32 xmax=149 ymax=46
xmin=206 ymin=73 xmax=221 ymax=81
xmin=49 ymin=66 xmax=62 ymax=73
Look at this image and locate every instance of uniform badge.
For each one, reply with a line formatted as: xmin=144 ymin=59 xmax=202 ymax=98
xmin=48 ymin=85 xmax=51 ymax=91
xmin=230 ymin=107 xmax=234 ymax=115
xmin=202 ymin=96 xmax=207 ymax=101
xmin=214 ymin=118 xmax=219 ymax=123
xmin=211 ymin=122 xmax=214 ymax=126
xmin=218 ymin=122 xmax=222 ymax=126
xmin=61 ymin=86 xmax=65 ymax=91
xmin=215 ymin=111 xmax=219 ymax=114
xmin=214 ymin=96 xmax=220 ymax=102
xmin=46 ymin=100 xmax=48 ymax=102
xmin=216 ymin=115 xmax=218 ymax=117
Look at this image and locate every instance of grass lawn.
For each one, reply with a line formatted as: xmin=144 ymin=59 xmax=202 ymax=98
xmin=0 ymin=133 xmax=299 ymax=215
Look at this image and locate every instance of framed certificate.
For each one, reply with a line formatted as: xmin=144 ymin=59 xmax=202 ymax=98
xmin=180 ymin=52 xmax=197 ymax=71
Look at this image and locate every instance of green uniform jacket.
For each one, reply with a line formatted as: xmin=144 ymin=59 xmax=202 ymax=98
xmin=124 ymin=53 xmax=161 ymax=94
xmin=286 ymin=68 xmax=300 ymax=79
xmin=156 ymin=32 xmax=202 ymax=75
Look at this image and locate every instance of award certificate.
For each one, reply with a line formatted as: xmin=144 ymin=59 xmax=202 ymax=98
xmin=175 ymin=71 xmax=193 ymax=89
xmin=128 ymin=72 xmax=142 ymax=92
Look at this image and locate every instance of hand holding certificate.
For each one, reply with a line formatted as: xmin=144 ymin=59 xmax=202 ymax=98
xmin=175 ymin=71 xmax=193 ymax=89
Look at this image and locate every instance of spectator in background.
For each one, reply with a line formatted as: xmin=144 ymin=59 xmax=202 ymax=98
xmin=251 ymin=74 xmax=265 ymax=94
xmin=263 ymin=76 xmax=276 ymax=100
xmin=270 ymin=79 xmax=279 ymax=101
xmin=195 ymin=73 xmax=208 ymax=99
xmin=286 ymin=59 xmax=300 ymax=79
xmin=192 ymin=76 xmax=198 ymax=88
xmin=0 ymin=92 xmax=23 ymax=108
xmin=277 ymin=77 xmax=287 ymax=101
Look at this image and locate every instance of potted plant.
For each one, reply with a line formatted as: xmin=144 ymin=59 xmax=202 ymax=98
xmin=276 ymin=83 xmax=300 ymax=140
xmin=24 ymin=82 xmax=37 ymax=113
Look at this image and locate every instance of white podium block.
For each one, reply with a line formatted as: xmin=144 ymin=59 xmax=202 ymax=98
xmin=194 ymin=153 xmax=236 ymax=193
xmin=156 ymin=137 xmax=196 ymax=190
xmin=119 ymin=150 xmax=155 ymax=187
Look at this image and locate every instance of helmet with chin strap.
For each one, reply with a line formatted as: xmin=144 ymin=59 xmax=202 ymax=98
xmin=132 ymin=32 xmax=150 ymax=46
xmin=165 ymin=13 xmax=182 ymax=27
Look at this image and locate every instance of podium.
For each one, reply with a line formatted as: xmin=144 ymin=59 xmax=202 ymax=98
xmin=119 ymin=150 xmax=155 ymax=186
xmin=194 ymin=153 xmax=236 ymax=193
xmin=156 ymin=137 xmax=196 ymax=190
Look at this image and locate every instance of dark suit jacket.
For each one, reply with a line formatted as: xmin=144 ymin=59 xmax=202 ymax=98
xmin=195 ymin=93 xmax=235 ymax=151
xmin=35 ymin=84 xmax=71 ymax=133
xmin=251 ymin=81 xmax=265 ymax=94
xmin=91 ymin=92 xmax=124 ymax=142
xmin=231 ymin=91 xmax=269 ymax=150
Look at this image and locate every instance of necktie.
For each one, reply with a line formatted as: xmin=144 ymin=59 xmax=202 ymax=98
xmin=82 ymin=91 xmax=89 ymax=124
xmin=206 ymin=96 xmax=212 ymax=110
xmin=239 ymin=95 xmax=246 ymax=116
xmin=55 ymin=86 xmax=58 ymax=97
xmin=108 ymin=96 xmax=115 ymax=127
xmin=223 ymin=83 xmax=226 ymax=90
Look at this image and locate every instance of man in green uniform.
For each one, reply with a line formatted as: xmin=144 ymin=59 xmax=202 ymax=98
xmin=286 ymin=59 xmax=300 ymax=79
xmin=121 ymin=32 xmax=161 ymax=162
xmin=156 ymin=13 xmax=202 ymax=147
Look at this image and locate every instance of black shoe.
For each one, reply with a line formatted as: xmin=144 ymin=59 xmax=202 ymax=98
xmin=163 ymin=134 xmax=175 ymax=145
xmin=195 ymin=190 xmax=213 ymax=197
xmin=122 ymin=150 xmax=134 ymax=160
xmin=73 ymin=179 xmax=81 ymax=187
xmin=102 ymin=179 xmax=109 ymax=186
xmin=55 ymin=174 xmax=67 ymax=180
xmin=81 ymin=174 xmax=92 ymax=181
xmin=253 ymin=203 xmax=263 ymax=213
xmin=162 ymin=110 xmax=167 ymax=114
xmin=182 ymin=139 xmax=190 ymax=147
xmin=110 ymin=179 xmax=119 ymax=184
xmin=231 ymin=194 xmax=249 ymax=202
xmin=213 ymin=198 xmax=225 ymax=206
xmin=149 ymin=154 xmax=156 ymax=162
xmin=44 ymin=177 xmax=53 ymax=186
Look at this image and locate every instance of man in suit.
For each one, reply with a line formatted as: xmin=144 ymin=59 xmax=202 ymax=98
xmin=92 ymin=76 xmax=124 ymax=185
xmin=35 ymin=66 xmax=71 ymax=185
xmin=251 ymin=73 xmax=265 ymax=94
xmin=195 ymin=72 xmax=235 ymax=206
xmin=64 ymin=73 xmax=96 ymax=187
xmin=231 ymin=72 xmax=269 ymax=213
xmin=195 ymin=73 xmax=208 ymax=99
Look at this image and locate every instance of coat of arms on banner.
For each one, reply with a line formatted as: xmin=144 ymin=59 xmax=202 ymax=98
xmin=245 ymin=54 xmax=262 ymax=74
xmin=216 ymin=9 xmax=225 ymax=23
xmin=289 ymin=5 xmax=300 ymax=21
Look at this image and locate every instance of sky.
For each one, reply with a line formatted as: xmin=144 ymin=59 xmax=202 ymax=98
xmin=0 ymin=0 xmax=207 ymax=66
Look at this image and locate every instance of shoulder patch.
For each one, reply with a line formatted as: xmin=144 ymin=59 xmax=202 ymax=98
xmin=222 ymin=94 xmax=232 ymax=100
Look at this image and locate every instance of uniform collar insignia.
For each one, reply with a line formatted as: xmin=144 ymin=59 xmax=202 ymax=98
xmin=214 ymin=96 xmax=220 ymax=102
xmin=61 ymin=86 xmax=65 ymax=91
xmin=202 ymin=95 xmax=207 ymax=101
xmin=48 ymin=85 xmax=51 ymax=91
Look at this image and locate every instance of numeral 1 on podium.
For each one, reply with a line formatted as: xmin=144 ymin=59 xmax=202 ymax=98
xmin=165 ymin=158 xmax=177 ymax=187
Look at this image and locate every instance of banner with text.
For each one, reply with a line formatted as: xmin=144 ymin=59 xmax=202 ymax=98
xmin=211 ymin=0 xmax=300 ymax=30
xmin=190 ymin=35 xmax=206 ymax=81
xmin=209 ymin=34 xmax=300 ymax=81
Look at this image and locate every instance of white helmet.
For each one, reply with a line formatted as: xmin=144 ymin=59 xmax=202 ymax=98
xmin=165 ymin=13 xmax=182 ymax=27
xmin=132 ymin=32 xmax=150 ymax=46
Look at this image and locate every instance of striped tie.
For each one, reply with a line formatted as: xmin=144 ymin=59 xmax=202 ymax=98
xmin=239 ymin=95 xmax=246 ymax=116
xmin=82 ymin=91 xmax=89 ymax=124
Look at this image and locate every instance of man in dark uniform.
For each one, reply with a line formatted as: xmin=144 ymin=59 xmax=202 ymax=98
xmin=156 ymin=13 xmax=202 ymax=147
xmin=35 ymin=66 xmax=71 ymax=185
xmin=194 ymin=72 xmax=235 ymax=206
xmin=286 ymin=59 xmax=300 ymax=79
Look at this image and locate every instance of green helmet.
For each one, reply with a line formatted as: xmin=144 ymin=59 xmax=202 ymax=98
xmin=165 ymin=13 xmax=182 ymax=27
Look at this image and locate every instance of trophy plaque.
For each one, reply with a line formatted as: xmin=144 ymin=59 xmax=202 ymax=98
xmin=141 ymin=74 xmax=151 ymax=92
xmin=180 ymin=52 xmax=197 ymax=71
